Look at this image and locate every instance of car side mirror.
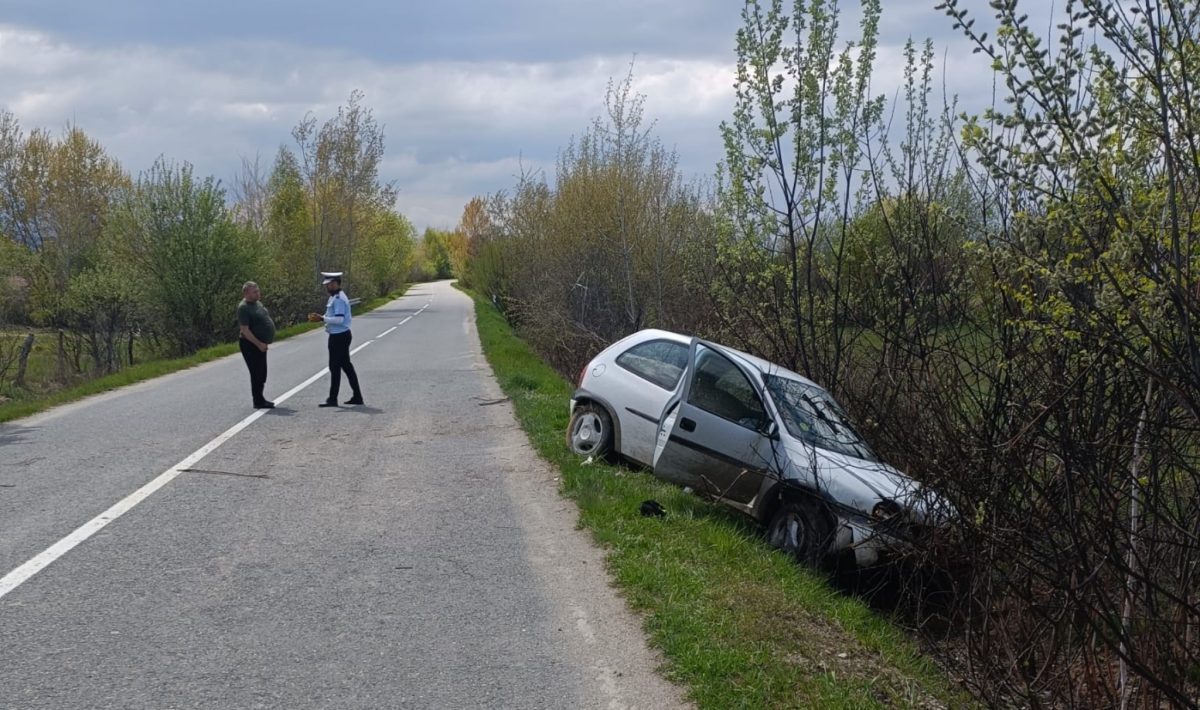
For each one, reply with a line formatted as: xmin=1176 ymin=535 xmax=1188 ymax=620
xmin=760 ymin=419 xmax=779 ymax=439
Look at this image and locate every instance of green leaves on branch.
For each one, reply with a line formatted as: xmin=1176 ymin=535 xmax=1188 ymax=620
xmin=107 ymin=158 xmax=258 ymax=354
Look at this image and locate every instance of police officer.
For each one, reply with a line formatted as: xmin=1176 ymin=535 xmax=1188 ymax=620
xmin=308 ymin=272 xmax=364 ymax=407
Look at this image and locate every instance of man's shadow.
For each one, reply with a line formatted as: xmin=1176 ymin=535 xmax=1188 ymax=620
xmin=337 ymin=406 xmax=383 ymax=415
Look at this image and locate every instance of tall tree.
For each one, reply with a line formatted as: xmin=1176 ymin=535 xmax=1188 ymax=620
xmin=291 ymin=91 xmax=395 ymax=279
xmin=716 ymin=0 xmax=885 ymax=390
xmin=260 ymin=147 xmax=321 ymax=325
xmin=933 ymin=0 xmax=1200 ymax=705
xmin=108 ymin=159 xmax=258 ymax=353
xmin=0 ymin=118 xmax=129 ymax=376
xmin=355 ymin=210 xmax=415 ymax=297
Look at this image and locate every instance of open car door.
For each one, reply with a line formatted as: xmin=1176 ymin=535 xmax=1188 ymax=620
xmin=652 ymin=339 xmax=781 ymax=510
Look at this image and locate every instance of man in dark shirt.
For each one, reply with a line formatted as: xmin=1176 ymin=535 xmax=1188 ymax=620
xmin=237 ymin=281 xmax=276 ymax=409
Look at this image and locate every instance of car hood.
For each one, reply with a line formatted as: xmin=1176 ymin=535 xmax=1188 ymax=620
xmin=778 ymin=439 xmax=945 ymax=524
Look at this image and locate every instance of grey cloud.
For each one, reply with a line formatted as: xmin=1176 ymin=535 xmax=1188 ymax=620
xmin=0 ymin=23 xmax=741 ymax=227
xmin=0 ymin=1 xmax=1017 ymax=229
xmin=2 ymin=0 xmax=740 ymax=62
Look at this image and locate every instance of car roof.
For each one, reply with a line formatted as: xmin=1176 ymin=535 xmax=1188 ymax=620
xmin=620 ymin=329 xmax=824 ymax=390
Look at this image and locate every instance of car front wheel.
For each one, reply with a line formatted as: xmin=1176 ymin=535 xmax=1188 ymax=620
xmin=567 ymin=403 xmax=614 ymax=459
xmin=766 ymin=497 xmax=831 ymax=567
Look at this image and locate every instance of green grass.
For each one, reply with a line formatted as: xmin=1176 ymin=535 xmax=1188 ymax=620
xmin=465 ymin=286 xmax=971 ymax=709
xmin=0 ymin=288 xmax=409 ymax=424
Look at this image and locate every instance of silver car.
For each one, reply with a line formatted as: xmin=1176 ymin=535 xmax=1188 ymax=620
xmin=567 ymin=329 xmax=948 ymax=566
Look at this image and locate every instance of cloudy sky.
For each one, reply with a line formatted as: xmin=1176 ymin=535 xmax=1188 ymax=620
xmin=0 ymin=1 xmax=1011 ymax=230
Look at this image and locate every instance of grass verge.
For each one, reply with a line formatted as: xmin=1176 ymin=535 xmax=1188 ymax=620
xmin=0 ymin=287 xmax=409 ymax=424
xmin=465 ymin=287 xmax=970 ymax=709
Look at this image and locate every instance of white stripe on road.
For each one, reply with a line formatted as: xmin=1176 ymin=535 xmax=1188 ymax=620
xmin=378 ymin=326 xmax=398 ymax=338
xmin=0 ymin=302 xmax=425 ymax=601
xmin=396 ymin=306 xmax=429 ymax=328
xmin=351 ymin=340 xmax=373 ymax=355
xmin=0 ymin=365 xmax=327 ymax=600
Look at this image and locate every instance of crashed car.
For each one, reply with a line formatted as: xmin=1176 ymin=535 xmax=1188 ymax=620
xmin=567 ymin=329 xmax=948 ymax=566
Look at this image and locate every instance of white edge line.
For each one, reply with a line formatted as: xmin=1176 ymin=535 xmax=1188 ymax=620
xmin=0 ymin=294 xmax=436 ymax=600
xmin=0 ymin=366 xmax=330 ymax=601
xmin=378 ymin=326 xmax=398 ymax=338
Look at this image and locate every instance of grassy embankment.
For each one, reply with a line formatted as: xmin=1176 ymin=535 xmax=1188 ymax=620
xmin=465 ymin=286 xmax=970 ymax=709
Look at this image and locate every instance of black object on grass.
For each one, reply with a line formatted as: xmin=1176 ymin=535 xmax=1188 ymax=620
xmin=640 ymin=500 xmax=666 ymax=518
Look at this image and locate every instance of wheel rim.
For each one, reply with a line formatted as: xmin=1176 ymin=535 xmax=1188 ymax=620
xmin=571 ymin=412 xmax=606 ymax=454
xmin=770 ymin=507 xmax=807 ymax=556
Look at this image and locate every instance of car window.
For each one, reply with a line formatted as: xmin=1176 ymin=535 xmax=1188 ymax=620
xmin=765 ymin=375 xmax=877 ymax=461
xmin=687 ymin=345 xmax=769 ymax=431
xmin=616 ymin=340 xmax=689 ymax=390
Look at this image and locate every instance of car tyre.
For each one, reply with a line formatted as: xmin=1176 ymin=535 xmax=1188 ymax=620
xmin=567 ymin=403 xmax=614 ymax=459
xmin=766 ymin=496 xmax=832 ymax=568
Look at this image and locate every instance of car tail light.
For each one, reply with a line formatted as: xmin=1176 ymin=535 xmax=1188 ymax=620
xmin=577 ymin=364 xmax=588 ymax=387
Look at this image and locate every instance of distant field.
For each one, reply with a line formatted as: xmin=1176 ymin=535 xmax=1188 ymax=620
xmin=0 ymin=328 xmax=189 ymax=401
xmin=1 ymin=329 xmax=90 ymax=398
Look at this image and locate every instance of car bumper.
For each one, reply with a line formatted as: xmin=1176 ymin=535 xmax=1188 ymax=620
xmin=831 ymin=512 xmax=932 ymax=567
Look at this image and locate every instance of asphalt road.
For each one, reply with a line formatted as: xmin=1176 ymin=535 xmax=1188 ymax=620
xmin=0 ymin=281 xmax=687 ymax=710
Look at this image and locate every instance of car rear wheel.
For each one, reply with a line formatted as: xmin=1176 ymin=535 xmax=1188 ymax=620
xmin=567 ymin=403 xmax=613 ymax=459
xmin=766 ymin=497 xmax=831 ymax=567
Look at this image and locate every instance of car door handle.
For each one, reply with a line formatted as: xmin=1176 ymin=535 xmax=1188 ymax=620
xmin=680 ymin=417 xmax=696 ymax=432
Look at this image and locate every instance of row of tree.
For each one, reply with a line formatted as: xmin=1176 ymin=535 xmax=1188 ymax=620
xmin=0 ymin=92 xmax=418 ymax=390
xmin=460 ymin=1 xmax=1200 ymax=707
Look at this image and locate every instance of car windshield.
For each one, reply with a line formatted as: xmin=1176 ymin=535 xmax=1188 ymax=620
xmin=764 ymin=375 xmax=877 ymax=461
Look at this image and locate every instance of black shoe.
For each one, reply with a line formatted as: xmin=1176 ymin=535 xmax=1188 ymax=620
xmin=254 ymin=400 xmax=275 ymax=409
xmin=344 ymin=396 xmax=364 ymax=406
xmin=319 ymin=399 xmax=339 ymax=408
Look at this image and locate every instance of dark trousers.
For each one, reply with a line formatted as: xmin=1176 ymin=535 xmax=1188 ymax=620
xmin=327 ymin=331 xmax=361 ymax=401
xmin=239 ymin=338 xmax=268 ymax=404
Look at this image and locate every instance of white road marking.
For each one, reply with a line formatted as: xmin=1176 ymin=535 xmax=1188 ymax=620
xmin=0 ymin=297 xmax=426 ymax=601
xmin=396 ymin=303 xmax=429 ymax=327
xmin=378 ymin=326 xmax=398 ymax=338
xmin=0 ymin=365 xmax=329 ymax=601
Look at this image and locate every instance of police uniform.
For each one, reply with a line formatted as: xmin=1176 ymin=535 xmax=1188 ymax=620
xmin=317 ymin=272 xmax=364 ymax=407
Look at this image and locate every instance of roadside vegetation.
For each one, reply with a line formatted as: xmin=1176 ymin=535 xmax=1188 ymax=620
xmin=4 ymin=0 xmax=1197 ymax=704
xmin=0 ymin=93 xmax=453 ymax=414
xmin=0 ymin=289 xmax=404 ymax=424
xmin=466 ymin=285 xmax=968 ymax=709
xmin=457 ymin=1 xmax=1200 ymax=706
